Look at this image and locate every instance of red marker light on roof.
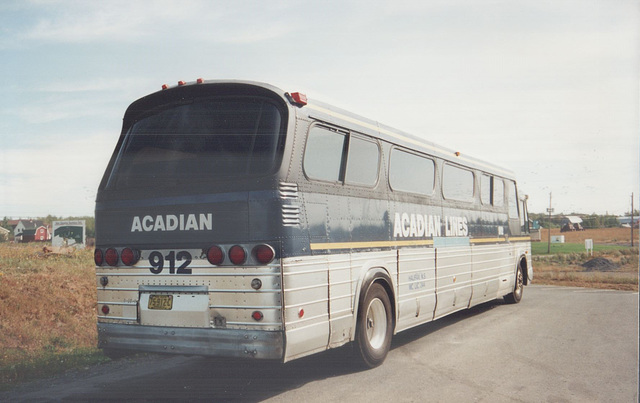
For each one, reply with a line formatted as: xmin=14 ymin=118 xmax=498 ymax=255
xmin=196 ymin=78 xmax=204 ymax=84
xmin=178 ymin=80 xmax=186 ymax=86
xmin=161 ymin=84 xmax=168 ymax=90
xmin=290 ymin=92 xmax=307 ymax=106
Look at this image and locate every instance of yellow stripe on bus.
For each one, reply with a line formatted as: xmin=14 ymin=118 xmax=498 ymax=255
xmin=310 ymin=236 xmax=531 ymax=250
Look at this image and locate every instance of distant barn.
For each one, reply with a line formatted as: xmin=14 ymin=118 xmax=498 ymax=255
xmin=561 ymin=216 xmax=584 ymax=232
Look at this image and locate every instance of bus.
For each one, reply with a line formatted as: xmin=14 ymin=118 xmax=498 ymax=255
xmin=95 ymin=79 xmax=532 ymax=368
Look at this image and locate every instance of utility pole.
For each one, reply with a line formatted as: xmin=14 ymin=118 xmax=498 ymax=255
xmin=547 ymin=192 xmax=554 ymax=254
xmin=631 ymin=193 xmax=634 ymax=247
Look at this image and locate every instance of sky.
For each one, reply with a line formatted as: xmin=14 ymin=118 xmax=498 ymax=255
xmin=0 ymin=0 xmax=638 ymax=218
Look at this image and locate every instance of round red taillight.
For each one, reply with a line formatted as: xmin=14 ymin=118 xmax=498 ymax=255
xmin=251 ymin=311 xmax=263 ymax=321
xmin=207 ymin=246 xmax=224 ymax=265
xmin=105 ymin=248 xmax=119 ymax=266
xmin=228 ymin=245 xmax=246 ymax=265
xmin=253 ymin=244 xmax=275 ymax=265
xmin=121 ymin=248 xmax=139 ymax=266
xmin=94 ymin=249 xmax=104 ymax=266
xmin=101 ymin=305 xmax=110 ymax=315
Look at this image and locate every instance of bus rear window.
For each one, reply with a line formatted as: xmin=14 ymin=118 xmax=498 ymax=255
xmin=105 ymin=97 xmax=284 ymax=189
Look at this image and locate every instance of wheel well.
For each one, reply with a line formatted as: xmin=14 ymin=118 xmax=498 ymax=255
xmin=519 ymin=256 xmax=529 ymax=285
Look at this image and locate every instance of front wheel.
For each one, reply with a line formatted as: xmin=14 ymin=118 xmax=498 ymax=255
xmin=355 ymin=282 xmax=393 ymax=368
xmin=504 ymin=264 xmax=524 ymax=304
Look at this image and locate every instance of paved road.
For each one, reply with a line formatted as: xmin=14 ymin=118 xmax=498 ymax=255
xmin=3 ymin=285 xmax=638 ymax=402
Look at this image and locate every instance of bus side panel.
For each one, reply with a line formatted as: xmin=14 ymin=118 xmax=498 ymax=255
xmin=328 ymin=254 xmax=353 ymax=348
xmin=433 ymin=245 xmax=473 ymax=319
xmin=395 ymin=247 xmax=436 ymax=332
xmin=470 ymin=244 xmax=511 ymax=306
xmin=281 ymin=256 xmax=330 ymax=362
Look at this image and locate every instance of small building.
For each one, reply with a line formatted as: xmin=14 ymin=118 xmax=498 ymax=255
xmin=561 ymin=216 xmax=584 ymax=232
xmin=34 ymin=225 xmax=51 ymax=242
xmin=14 ymin=220 xmax=46 ymax=243
xmin=618 ymin=216 xmax=640 ymax=228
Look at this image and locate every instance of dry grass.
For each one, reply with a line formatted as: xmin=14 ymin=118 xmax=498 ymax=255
xmin=540 ymin=227 xmax=638 ymax=245
xmin=532 ymin=227 xmax=639 ymax=291
xmin=0 ymin=243 xmax=100 ymax=384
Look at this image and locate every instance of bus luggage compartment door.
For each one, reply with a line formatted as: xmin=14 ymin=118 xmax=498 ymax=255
xmin=139 ymin=285 xmax=210 ymax=328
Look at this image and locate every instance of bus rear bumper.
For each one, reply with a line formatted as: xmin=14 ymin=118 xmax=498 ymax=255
xmin=98 ymin=323 xmax=284 ymax=360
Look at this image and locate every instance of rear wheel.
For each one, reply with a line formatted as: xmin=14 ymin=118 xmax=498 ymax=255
xmin=355 ymin=282 xmax=392 ymax=368
xmin=504 ymin=264 xmax=524 ymax=304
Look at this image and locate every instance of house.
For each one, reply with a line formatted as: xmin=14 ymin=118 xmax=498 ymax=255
xmin=14 ymin=220 xmax=47 ymax=243
xmin=561 ymin=216 xmax=584 ymax=232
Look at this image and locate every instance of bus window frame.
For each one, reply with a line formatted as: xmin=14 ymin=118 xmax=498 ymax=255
xmin=302 ymin=124 xmax=381 ymax=189
xmin=442 ymin=162 xmax=476 ymax=203
xmin=388 ymin=146 xmax=437 ymax=197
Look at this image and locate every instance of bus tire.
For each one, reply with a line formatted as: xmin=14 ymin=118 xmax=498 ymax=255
xmin=355 ymin=282 xmax=393 ymax=368
xmin=504 ymin=264 xmax=524 ymax=304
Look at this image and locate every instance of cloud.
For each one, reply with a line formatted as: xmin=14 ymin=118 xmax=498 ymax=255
xmin=12 ymin=0 xmax=298 ymax=46
xmin=0 ymin=133 xmax=115 ymax=217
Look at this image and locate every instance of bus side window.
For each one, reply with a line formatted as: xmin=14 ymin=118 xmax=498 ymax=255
xmin=481 ymin=174 xmax=491 ymax=205
xmin=345 ymin=135 xmax=380 ymax=187
xmin=389 ymin=148 xmax=435 ymax=196
xmin=493 ymin=178 xmax=504 ymax=207
xmin=507 ymin=181 xmax=519 ymax=219
xmin=443 ymin=164 xmax=474 ymax=202
xmin=303 ymin=126 xmax=347 ymax=182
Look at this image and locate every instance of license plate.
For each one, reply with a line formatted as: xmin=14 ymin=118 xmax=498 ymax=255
xmin=148 ymin=294 xmax=173 ymax=310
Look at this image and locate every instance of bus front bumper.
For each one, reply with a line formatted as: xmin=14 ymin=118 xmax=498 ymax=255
xmin=98 ymin=323 xmax=284 ymax=360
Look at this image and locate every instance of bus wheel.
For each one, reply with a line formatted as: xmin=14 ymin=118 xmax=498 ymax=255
xmin=355 ymin=282 xmax=392 ymax=368
xmin=504 ymin=264 xmax=524 ymax=304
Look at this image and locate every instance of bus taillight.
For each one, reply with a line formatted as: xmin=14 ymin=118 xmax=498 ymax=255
xmin=253 ymin=244 xmax=275 ymax=265
xmin=228 ymin=245 xmax=247 ymax=265
xmin=94 ymin=249 xmax=104 ymax=266
xmin=207 ymin=245 xmax=224 ymax=265
xmin=121 ymin=248 xmax=140 ymax=266
xmin=105 ymin=248 xmax=119 ymax=266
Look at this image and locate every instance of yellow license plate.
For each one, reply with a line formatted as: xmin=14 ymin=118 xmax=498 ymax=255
xmin=148 ymin=294 xmax=173 ymax=310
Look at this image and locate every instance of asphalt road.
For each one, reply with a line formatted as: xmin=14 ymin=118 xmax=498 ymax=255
xmin=3 ymin=285 xmax=638 ymax=402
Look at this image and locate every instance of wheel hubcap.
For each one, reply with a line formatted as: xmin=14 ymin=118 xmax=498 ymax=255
xmin=515 ymin=269 xmax=523 ymax=298
xmin=366 ymin=298 xmax=387 ymax=350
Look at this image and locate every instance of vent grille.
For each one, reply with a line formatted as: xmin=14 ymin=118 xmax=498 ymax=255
xmin=282 ymin=205 xmax=301 ymax=227
xmin=279 ymin=182 xmax=300 ymax=227
xmin=279 ymin=182 xmax=299 ymax=199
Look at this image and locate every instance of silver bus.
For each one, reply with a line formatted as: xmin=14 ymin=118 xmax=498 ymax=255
xmin=95 ymin=79 xmax=532 ymax=368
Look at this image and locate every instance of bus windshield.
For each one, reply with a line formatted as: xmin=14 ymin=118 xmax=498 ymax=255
xmin=105 ymin=97 xmax=284 ymax=190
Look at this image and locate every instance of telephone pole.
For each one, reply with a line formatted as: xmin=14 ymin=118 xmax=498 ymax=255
xmin=631 ymin=193 xmax=634 ymax=247
xmin=547 ymin=192 xmax=554 ymax=254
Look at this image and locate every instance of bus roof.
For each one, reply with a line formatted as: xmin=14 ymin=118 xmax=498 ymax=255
xmin=150 ymin=79 xmax=516 ymax=179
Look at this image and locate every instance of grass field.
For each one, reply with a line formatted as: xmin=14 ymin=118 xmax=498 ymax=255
xmin=531 ymin=227 xmax=638 ymax=292
xmin=0 ymin=243 xmax=107 ymax=387
xmin=0 ymin=227 xmax=637 ymax=388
